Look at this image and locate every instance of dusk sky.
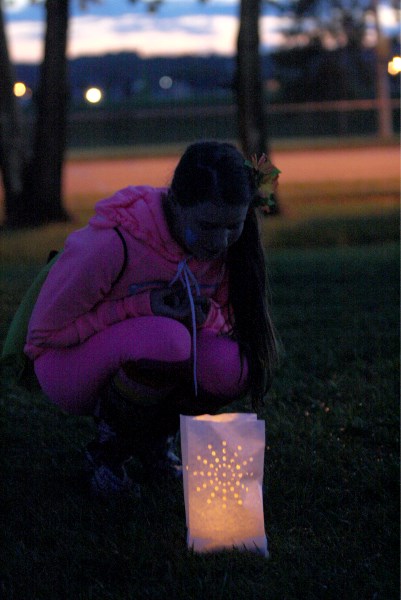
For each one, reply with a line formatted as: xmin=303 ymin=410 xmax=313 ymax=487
xmin=3 ymin=0 xmax=400 ymax=64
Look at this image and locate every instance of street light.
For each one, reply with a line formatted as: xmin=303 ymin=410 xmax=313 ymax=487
xmin=159 ymin=76 xmax=173 ymax=90
xmin=13 ymin=82 xmax=27 ymax=97
xmin=388 ymin=56 xmax=401 ymax=75
xmin=85 ymin=87 xmax=103 ymax=104
xmin=13 ymin=81 xmax=32 ymax=100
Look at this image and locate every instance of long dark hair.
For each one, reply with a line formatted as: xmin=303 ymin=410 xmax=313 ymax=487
xmin=170 ymin=141 xmax=278 ymax=406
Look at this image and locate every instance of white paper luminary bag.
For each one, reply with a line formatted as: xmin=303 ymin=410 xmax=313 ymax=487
xmin=180 ymin=413 xmax=268 ymax=556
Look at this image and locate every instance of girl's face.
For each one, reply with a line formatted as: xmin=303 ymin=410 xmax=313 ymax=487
xmin=170 ymin=199 xmax=249 ymax=261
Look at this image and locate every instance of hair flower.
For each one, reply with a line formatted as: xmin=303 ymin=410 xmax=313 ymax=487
xmin=245 ymin=153 xmax=281 ymax=213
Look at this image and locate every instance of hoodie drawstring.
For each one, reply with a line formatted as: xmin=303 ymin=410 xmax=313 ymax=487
xmin=169 ymin=258 xmax=200 ymax=396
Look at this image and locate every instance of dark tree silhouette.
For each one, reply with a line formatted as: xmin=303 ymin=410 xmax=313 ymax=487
xmin=0 ymin=0 xmax=70 ymax=228
xmin=21 ymin=0 xmax=70 ymax=227
xmin=0 ymin=6 xmax=26 ymax=226
xmin=235 ymin=0 xmax=268 ymax=158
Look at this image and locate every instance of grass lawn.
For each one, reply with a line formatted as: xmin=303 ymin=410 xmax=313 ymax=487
xmin=0 ymin=207 xmax=399 ymax=598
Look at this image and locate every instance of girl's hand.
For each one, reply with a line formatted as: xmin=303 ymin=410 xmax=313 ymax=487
xmin=150 ymin=287 xmax=210 ymax=327
xmin=150 ymin=287 xmax=190 ymax=321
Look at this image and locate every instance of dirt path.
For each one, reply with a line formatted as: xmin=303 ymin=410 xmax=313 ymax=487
xmin=63 ymin=145 xmax=400 ymax=210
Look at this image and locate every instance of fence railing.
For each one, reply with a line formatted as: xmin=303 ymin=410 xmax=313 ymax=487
xmin=63 ymin=98 xmax=400 ymax=148
xmin=70 ymin=98 xmax=399 ymax=119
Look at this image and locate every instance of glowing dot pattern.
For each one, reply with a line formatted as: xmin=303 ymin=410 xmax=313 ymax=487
xmin=188 ymin=441 xmax=254 ymax=508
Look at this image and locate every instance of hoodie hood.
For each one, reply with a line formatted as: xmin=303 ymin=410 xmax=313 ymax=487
xmin=89 ymin=186 xmax=187 ymax=262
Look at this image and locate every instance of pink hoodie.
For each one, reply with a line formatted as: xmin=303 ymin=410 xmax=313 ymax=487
xmin=25 ymin=186 xmax=232 ymax=360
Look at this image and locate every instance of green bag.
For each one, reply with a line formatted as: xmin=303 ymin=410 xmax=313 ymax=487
xmin=1 ymin=252 xmax=61 ymax=386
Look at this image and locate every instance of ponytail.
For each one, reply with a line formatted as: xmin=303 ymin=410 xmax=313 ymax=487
xmin=227 ymin=207 xmax=278 ymax=407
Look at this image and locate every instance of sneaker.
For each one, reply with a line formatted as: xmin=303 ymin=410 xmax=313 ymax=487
xmin=84 ymin=442 xmax=139 ymax=499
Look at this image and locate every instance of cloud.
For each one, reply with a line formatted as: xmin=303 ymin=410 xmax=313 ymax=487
xmin=6 ymin=12 xmax=242 ymax=62
xmin=6 ymin=10 xmax=295 ymax=64
xmin=6 ymin=19 xmax=45 ymax=63
xmin=2 ymin=0 xmax=274 ymax=63
xmin=69 ymin=13 xmax=239 ymax=57
xmin=4 ymin=0 xmax=400 ymax=65
xmin=377 ymin=4 xmax=401 ymax=32
xmin=4 ymin=0 xmax=239 ymax=20
xmin=3 ymin=0 xmax=31 ymax=12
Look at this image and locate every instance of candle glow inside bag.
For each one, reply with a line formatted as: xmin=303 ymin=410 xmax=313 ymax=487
xmin=180 ymin=413 xmax=268 ymax=556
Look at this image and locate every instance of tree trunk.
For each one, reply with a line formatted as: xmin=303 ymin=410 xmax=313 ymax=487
xmin=236 ymin=0 xmax=279 ymax=214
xmin=0 ymin=7 xmax=26 ymax=228
xmin=21 ymin=0 xmax=70 ymax=227
xmin=236 ymin=0 xmax=267 ymax=158
xmin=372 ymin=0 xmax=393 ymax=139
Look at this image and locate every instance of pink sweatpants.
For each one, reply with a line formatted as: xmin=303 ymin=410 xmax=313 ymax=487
xmin=34 ymin=317 xmax=248 ymax=415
